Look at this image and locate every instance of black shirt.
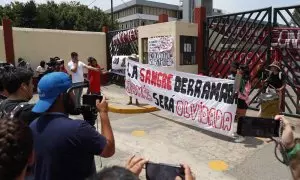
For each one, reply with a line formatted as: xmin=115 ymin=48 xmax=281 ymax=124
xmin=267 ymin=72 xmax=285 ymax=89
xmin=30 ymin=113 xmax=107 ymax=180
xmin=0 ymin=94 xmax=7 ymax=100
xmin=0 ymin=99 xmax=40 ymax=124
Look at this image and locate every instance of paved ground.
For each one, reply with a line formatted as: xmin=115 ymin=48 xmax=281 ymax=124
xmin=30 ymin=84 xmax=299 ymax=179
xmin=98 ymin=85 xmax=299 ymax=180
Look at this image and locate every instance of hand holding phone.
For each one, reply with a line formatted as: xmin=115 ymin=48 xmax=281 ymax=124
xmin=125 ymin=155 xmax=148 ymax=177
xmin=146 ymin=162 xmax=185 ymax=180
xmin=237 ymin=116 xmax=281 ymax=138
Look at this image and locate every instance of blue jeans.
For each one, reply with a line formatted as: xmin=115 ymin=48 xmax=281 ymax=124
xmin=73 ymin=83 xmax=83 ymax=108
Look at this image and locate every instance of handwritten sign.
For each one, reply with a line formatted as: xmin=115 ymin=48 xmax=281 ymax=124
xmin=126 ymin=60 xmax=237 ymax=137
xmin=148 ymin=36 xmax=174 ymax=67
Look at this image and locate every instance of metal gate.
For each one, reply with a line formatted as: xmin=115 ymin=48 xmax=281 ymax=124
xmin=205 ymin=6 xmax=300 ymax=117
xmin=106 ymin=28 xmax=138 ymax=86
xmin=272 ymin=5 xmax=300 ymax=117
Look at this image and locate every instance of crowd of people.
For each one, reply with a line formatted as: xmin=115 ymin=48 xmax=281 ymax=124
xmin=0 ymin=53 xmax=298 ymax=180
xmin=0 ymin=53 xmax=195 ymax=180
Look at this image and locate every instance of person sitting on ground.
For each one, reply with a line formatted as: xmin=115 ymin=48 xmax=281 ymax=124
xmin=0 ymin=67 xmax=40 ymax=124
xmin=36 ymin=60 xmax=46 ymax=80
xmin=30 ymin=72 xmax=115 ymax=180
xmin=0 ymin=117 xmax=34 ymax=180
xmin=88 ymin=156 xmax=195 ymax=180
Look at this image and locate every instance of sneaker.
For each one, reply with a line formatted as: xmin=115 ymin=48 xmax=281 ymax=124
xmin=234 ymin=136 xmax=246 ymax=143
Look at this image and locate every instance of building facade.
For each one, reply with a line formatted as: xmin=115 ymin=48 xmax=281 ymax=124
xmin=105 ymin=0 xmax=182 ymax=29
xmin=105 ymin=0 xmax=224 ymax=30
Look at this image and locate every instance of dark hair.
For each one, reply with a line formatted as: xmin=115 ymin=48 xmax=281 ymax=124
xmin=71 ymin=52 xmax=78 ymax=58
xmin=239 ymin=64 xmax=250 ymax=80
xmin=231 ymin=61 xmax=240 ymax=69
xmin=40 ymin=61 xmax=46 ymax=68
xmin=2 ymin=67 xmax=34 ymax=94
xmin=17 ymin=58 xmax=23 ymax=63
xmin=0 ymin=118 xmax=33 ymax=180
xmin=88 ymin=166 xmax=139 ymax=180
xmin=0 ymin=68 xmax=5 ymax=92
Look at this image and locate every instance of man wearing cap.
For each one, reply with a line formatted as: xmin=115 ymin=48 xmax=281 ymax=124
xmin=30 ymin=72 xmax=115 ymax=180
xmin=266 ymin=61 xmax=285 ymax=90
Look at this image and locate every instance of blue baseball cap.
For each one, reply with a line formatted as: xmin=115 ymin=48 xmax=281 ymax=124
xmin=32 ymin=72 xmax=72 ymax=113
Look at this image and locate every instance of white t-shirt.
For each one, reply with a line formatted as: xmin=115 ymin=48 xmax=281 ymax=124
xmin=68 ymin=61 xmax=86 ymax=83
xmin=36 ymin=66 xmax=46 ymax=74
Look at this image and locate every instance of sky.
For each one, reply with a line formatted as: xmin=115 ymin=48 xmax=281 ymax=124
xmin=0 ymin=0 xmax=299 ymax=12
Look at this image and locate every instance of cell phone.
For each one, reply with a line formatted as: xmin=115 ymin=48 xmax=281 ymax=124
xmin=146 ymin=162 xmax=184 ymax=180
xmin=237 ymin=116 xmax=281 ymax=138
xmin=82 ymin=94 xmax=103 ymax=107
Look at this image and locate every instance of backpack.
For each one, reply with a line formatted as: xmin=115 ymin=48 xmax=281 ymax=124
xmin=0 ymin=100 xmax=29 ymax=120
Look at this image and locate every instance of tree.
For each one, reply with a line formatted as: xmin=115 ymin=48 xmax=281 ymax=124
xmin=0 ymin=1 xmax=118 ymax=31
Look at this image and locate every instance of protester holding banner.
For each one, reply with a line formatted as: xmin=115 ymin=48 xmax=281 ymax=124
xmin=227 ymin=61 xmax=240 ymax=80
xmin=126 ymin=59 xmax=237 ymax=137
xmin=234 ymin=64 xmax=251 ymax=143
xmin=128 ymin=54 xmax=139 ymax=105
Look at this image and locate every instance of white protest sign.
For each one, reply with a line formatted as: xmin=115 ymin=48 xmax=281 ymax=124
xmin=125 ymin=60 xmax=237 ymax=137
xmin=148 ymin=36 xmax=174 ymax=67
xmin=111 ymin=56 xmax=127 ymax=76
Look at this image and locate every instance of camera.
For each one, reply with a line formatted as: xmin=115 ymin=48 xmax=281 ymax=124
xmin=45 ymin=57 xmax=64 ymax=74
xmin=66 ymin=82 xmax=103 ymax=126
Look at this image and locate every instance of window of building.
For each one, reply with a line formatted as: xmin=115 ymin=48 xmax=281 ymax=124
xmin=137 ymin=6 xmax=143 ymax=14
xmin=142 ymin=38 xmax=149 ymax=64
xmin=180 ymin=36 xmax=197 ymax=65
xmin=178 ymin=11 xmax=183 ymax=19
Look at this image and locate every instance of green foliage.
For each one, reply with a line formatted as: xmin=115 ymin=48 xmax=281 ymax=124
xmin=0 ymin=0 xmax=118 ymax=31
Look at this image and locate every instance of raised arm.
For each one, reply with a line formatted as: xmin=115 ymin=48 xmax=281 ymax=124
xmin=96 ymin=98 xmax=115 ymax=158
xmin=70 ymin=62 xmax=78 ymax=73
xmin=83 ymin=63 xmax=100 ymax=72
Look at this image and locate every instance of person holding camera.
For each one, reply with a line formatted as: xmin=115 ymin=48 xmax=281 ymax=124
xmin=68 ymin=52 xmax=100 ymax=108
xmin=0 ymin=67 xmax=39 ymax=124
xmin=30 ymin=72 xmax=115 ymax=180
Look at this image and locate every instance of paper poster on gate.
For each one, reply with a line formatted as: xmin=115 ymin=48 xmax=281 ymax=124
xmin=148 ymin=36 xmax=174 ymax=67
xmin=111 ymin=56 xmax=127 ymax=76
xmin=125 ymin=60 xmax=237 ymax=137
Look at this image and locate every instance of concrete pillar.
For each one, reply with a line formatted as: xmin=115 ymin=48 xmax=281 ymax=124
xmin=102 ymin=26 xmax=109 ymax=33
xmin=102 ymin=26 xmax=109 ymax=85
xmin=158 ymin=14 xmax=168 ymax=23
xmin=194 ymin=7 xmax=206 ymax=74
xmin=2 ymin=18 xmax=15 ymax=65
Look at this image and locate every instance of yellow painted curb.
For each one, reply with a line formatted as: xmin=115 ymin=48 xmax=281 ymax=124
xmin=108 ymin=104 xmax=159 ymax=114
xmin=208 ymin=160 xmax=229 ymax=171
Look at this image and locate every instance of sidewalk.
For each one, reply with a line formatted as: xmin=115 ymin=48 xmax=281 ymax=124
xmin=102 ymin=85 xmax=159 ymax=114
xmin=102 ymin=84 xmax=300 ymax=136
